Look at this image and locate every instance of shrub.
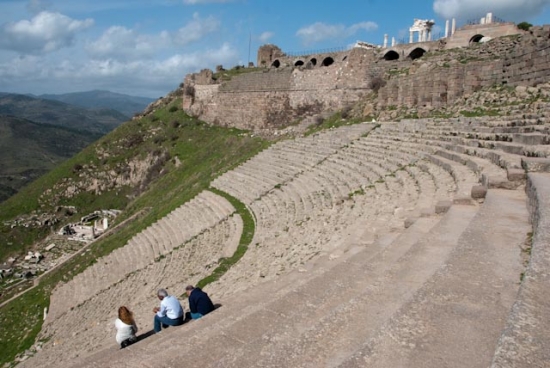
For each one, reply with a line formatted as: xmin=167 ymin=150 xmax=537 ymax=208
xmin=72 ymin=163 xmax=83 ymax=173
xmin=517 ymin=22 xmax=532 ymax=31
xmin=169 ymin=106 xmax=178 ymax=113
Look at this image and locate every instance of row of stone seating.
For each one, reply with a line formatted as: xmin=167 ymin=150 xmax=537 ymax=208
xmin=31 ymin=215 xmax=242 ymax=367
xmin=210 ymin=124 xmax=374 ymax=204
xmin=46 ymin=190 xmax=235 ymax=323
xmin=207 ymin=127 xmax=466 ymax=298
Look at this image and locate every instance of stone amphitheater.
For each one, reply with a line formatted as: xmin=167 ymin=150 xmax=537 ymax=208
xmin=16 ymin=100 xmax=550 ymax=367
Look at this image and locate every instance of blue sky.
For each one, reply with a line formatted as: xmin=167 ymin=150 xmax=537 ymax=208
xmin=1 ymin=0 xmax=550 ymax=98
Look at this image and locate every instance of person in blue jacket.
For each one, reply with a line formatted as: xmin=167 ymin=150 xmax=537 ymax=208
xmin=185 ymin=285 xmax=215 ymax=319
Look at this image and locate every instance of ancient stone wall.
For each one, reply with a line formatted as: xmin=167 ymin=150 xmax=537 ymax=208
xmin=377 ymin=26 xmax=550 ymax=111
xmin=184 ymin=47 xmax=377 ymax=129
xmin=182 ymin=25 xmax=550 ymax=130
xmin=445 ymin=23 xmax=521 ymax=49
xmin=218 ymin=69 xmax=292 ymax=92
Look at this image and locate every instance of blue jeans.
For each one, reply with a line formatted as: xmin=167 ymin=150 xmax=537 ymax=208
xmin=190 ymin=312 xmax=203 ymax=320
xmin=154 ymin=314 xmax=184 ymax=332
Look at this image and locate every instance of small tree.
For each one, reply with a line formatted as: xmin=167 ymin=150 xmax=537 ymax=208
xmin=517 ymin=22 xmax=532 ymax=31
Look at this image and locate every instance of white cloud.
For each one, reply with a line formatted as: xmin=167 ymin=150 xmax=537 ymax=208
xmin=296 ymin=21 xmax=378 ymax=46
xmin=0 ymin=11 xmax=93 ymax=54
xmin=433 ymin=0 xmax=550 ymax=22
xmin=173 ymin=13 xmax=220 ymax=45
xmin=87 ymin=26 xmax=170 ymax=60
xmin=0 ymin=43 xmax=239 ymax=97
xmin=86 ymin=13 xmax=219 ymax=61
xmin=258 ymin=31 xmax=274 ymax=43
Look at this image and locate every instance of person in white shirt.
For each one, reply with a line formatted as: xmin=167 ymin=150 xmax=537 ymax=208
xmin=153 ymin=288 xmax=185 ymax=333
xmin=115 ymin=306 xmax=138 ymax=348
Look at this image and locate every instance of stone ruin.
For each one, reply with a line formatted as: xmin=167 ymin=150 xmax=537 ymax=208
xmin=57 ymin=209 xmax=120 ymax=242
xmin=409 ymin=18 xmax=435 ymax=43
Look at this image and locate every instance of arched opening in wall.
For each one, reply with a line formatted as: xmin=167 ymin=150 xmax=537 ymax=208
xmin=383 ymin=51 xmax=399 ymax=61
xmin=271 ymin=59 xmax=281 ymax=68
xmin=309 ymin=58 xmax=317 ymax=66
xmin=294 ymin=60 xmax=305 ymax=67
xmin=322 ymin=57 xmax=334 ymax=67
xmin=469 ymin=34 xmax=485 ymax=44
xmin=408 ymin=48 xmax=426 ymax=60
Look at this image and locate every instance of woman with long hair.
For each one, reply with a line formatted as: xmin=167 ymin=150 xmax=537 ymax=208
xmin=115 ymin=306 xmax=138 ymax=348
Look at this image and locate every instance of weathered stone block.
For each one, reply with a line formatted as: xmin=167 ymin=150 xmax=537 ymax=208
xmin=513 ymin=133 xmax=548 ymax=145
xmin=507 ymin=168 xmax=526 ymax=181
xmin=521 ymin=157 xmax=550 ymax=172
xmin=471 ymin=185 xmax=487 ymax=199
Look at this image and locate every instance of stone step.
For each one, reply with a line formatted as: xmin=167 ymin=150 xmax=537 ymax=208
xmin=216 ymin=206 xmax=476 ymax=367
xmin=478 ymin=140 xmax=550 ymax=157
xmin=433 ymin=149 xmax=513 ymax=190
xmin=66 ymin=214 xmax=436 ymax=367
xmin=521 ymin=157 xmax=550 ymax=172
xmin=425 ymin=154 xmax=479 ymax=200
xmin=148 ymin=205 xmax=477 ymax=368
xmin=490 ymin=174 xmax=550 ymax=368
xmin=339 ymin=189 xmax=530 ymax=368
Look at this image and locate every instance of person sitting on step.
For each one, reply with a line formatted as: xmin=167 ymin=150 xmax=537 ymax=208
xmin=185 ymin=285 xmax=215 ymax=319
xmin=153 ymin=288 xmax=185 ymax=333
xmin=115 ymin=306 xmax=138 ymax=349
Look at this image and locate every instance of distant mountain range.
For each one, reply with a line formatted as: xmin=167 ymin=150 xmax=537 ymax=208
xmin=38 ymin=90 xmax=155 ymax=117
xmin=0 ymin=115 xmax=103 ymax=202
xmin=0 ymin=90 xmax=154 ymax=202
xmin=0 ymin=93 xmax=129 ymax=134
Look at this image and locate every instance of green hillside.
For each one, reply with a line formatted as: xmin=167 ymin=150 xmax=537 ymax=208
xmin=0 ymin=93 xmax=269 ymax=265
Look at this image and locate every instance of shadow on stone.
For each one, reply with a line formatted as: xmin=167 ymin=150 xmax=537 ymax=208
xmin=136 ymin=330 xmax=156 ymax=343
xmin=132 ymin=304 xmax=224 ymax=347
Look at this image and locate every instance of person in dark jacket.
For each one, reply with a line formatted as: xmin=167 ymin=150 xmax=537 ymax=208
xmin=185 ymin=285 xmax=215 ymax=319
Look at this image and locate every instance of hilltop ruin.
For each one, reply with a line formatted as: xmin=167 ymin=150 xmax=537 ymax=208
xmin=181 ymin=16 xmax=547 ymax=131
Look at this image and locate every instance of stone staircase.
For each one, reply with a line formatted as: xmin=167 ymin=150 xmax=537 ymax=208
xmin=18 ymin=116 xmax=550 ymax=367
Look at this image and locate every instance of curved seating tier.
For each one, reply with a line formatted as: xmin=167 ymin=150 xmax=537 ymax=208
xmin=28 ymin=215 xmax=243 ymax=367
xmin=210 ymin=124 xmax=375 ymax=204
xmin=60 ymin=188 xmax=533 ymax=368
xmin=207 ymin=129 xmax=462 ymax=299
xmin=46 ymin=190 xmax=235 ymax=323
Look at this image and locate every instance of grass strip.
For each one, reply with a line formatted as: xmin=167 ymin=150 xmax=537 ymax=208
xmin=193 ymin=188 xmax=255 ymax=291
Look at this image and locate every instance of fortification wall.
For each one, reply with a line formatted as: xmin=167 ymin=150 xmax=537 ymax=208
xmin=377 ymin=26 xmax=550 ymax=110
xmin=446 ymin=23 xmax=521 ymax=49
xmin=195 ymin=91 xmax=293 ymax=130
xmin=184 ymin=47 xmax=376 ymax=129
xmin=218 ymin=69 xmax=292 ymax=92
xmin=182 ymin=25 xmax=550 ymax=130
